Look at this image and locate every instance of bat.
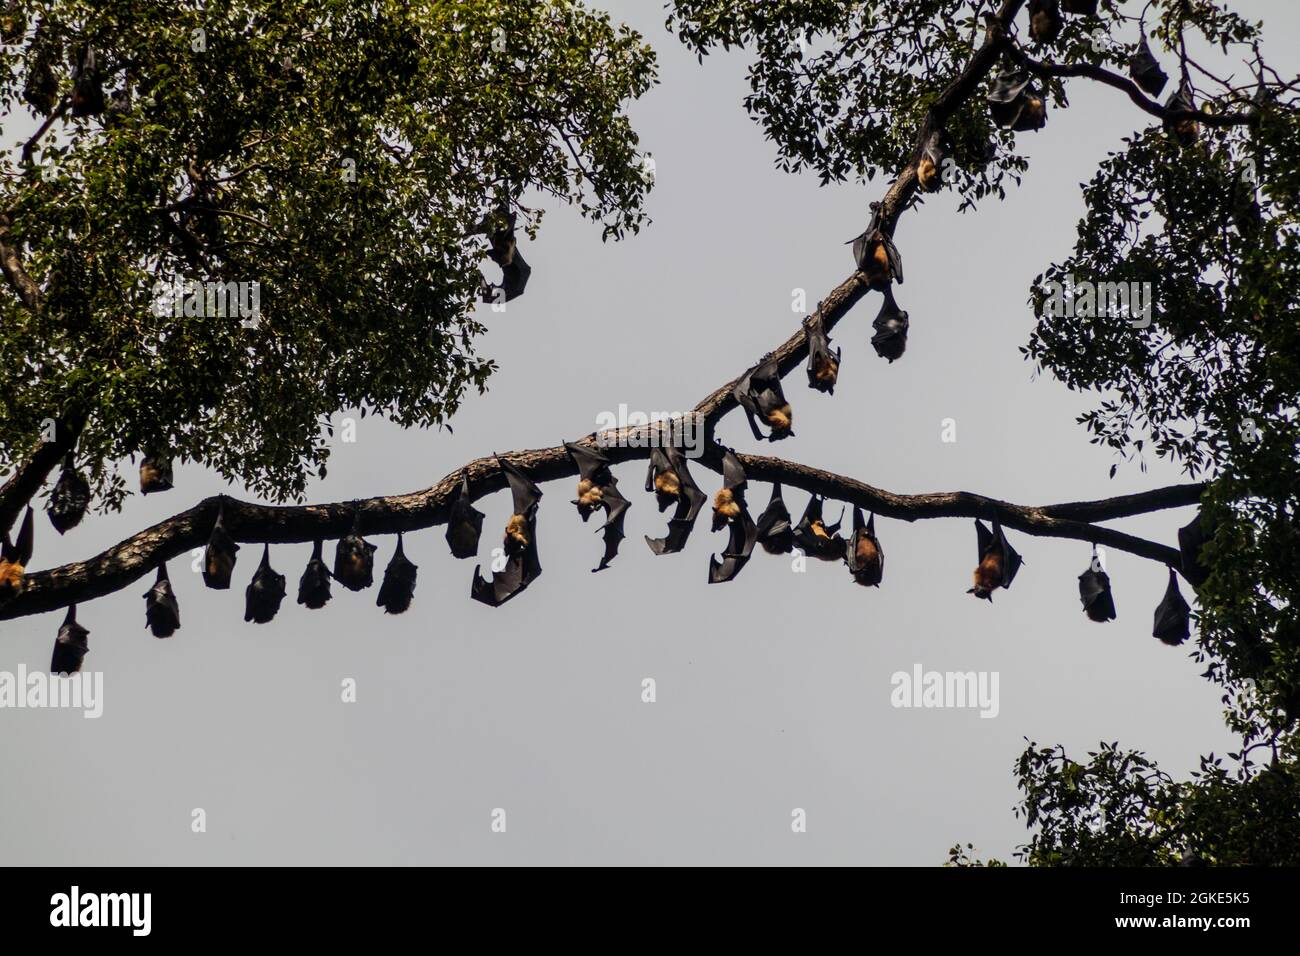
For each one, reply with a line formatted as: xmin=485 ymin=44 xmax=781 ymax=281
xmin=297 ymin=539 xmax=333 ymax=609
xmin=478 ymin=208 xmax=532 ymax=303
xmin=1177 ymin=511 xmax=1210 ymax=588
xmin=0 ymin=5 xmax=25 ymax=43
xmin=245 ymin=544 xmax=287 ymax=624
xmin=445 ymin=472 xmax=485 ymax=559
xmin=1128 ymin=36 xmax=1169 ymax=97
xmin=334 ymin=511 xmax=377 ymax=591
xmin=140 ymin=455 xmax=173 ymax=495
xmin=144 ymin=562 xmax=181 ymax=637
xmin=755 ymin=482 xmax=794 ymax=555
xmin=565 ymin=441 xmax=631 ymax=572
xmin=1061 ymin=0 xmax=1099 ymax=15
xmin=708 ymin=458 xmax=758 ymax=585
xmin=969 ymin=518 xmax=1024 ymax=601
xmin=987 ymin=70 xmax=1047 ymax=132
xmin=1077 ymin=551 xmax=1116 ymax=622
xmin=734 ymin=354 xmax=794 ymax=441
xmin=202 ymin=507 xmax=239 ymax=589
xmin=471 ymin=457 xmax=543 ymax=606
xmin=377 ymin=532 xmax=419 ymax=614
xmin=1164 ymin=81 xmax=1199 ymax=146
xmin=1153 ymin=567 xmax=1191 ymax=645
xmin=846 ymin=507 xmax=884 ymax=587
xmin=0 ymin=506 xmax=34 ymax=602
xmin=51 ymin=605 xmax=90 ymax=675
xmin=47 ymin=456 xmax=90 ymax=534
xmin=870 ymin=287 xmax=909 ymax=363
xmin=23 ymin=27 xmax=59 ymax=115
xmin=848 ymin=203 xmax=903 ymax=289
xmin=793 ymin=495 xmax=847 ymax=562
xmin=645 ymin=446 xmax=707 ymax=555
xmin=71 ymin=46 xmax=105 ymax=118
xmin=804 ymin=310 xmax=841 ymax=394
xmin=916 ymin=130 xmax=946 ymax=192
xmin=1028 ymin=0 xmax=1062 ymax=44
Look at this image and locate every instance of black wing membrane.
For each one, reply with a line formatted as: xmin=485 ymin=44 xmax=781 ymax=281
xmin=646 ymin=446 xmax=707 ymax=555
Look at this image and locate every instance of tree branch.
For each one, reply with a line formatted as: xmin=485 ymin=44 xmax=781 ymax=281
xmin=0 ymin=412 xmax=87 ymax=539
xmin=0 ymin=212 xmax=45 ymax=315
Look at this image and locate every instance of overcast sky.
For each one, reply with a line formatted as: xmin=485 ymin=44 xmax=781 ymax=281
xmin=3 ymin=1 xmax=1292 ymax=865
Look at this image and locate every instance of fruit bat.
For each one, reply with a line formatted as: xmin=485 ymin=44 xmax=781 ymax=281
xmin=1164 ymin=80 xmax=1199 ymax=146
xmin=708 ymin=490 xmax=758 ymax=585
xmin=1077 ymin=551 xmax=1116 ymax=622
xmin=1177 ymin=511 xmax=1211 ymax=589
xmin=245 ymin=544 xmax=287 ymax=623
xmin=140 ymin=455 xmax=173 ymax=495
xmin=334 ymin=511 xmax=377 ymax=591
xmin=969 ymin=518 xmax=1024 ymax=601
xmin=645 ymin=446 xmax=707 ymax=555
xmin=565 ymin=442 xmax=630 ymax=572
xmin=445 ymin=473 xmax=485 ymax=559
xmin=1153 ymin=567 xmax=1191 ymax=645
xmin=479 ymin=208 xmax=531 ymax=304
xmin=144 ymin=562 xmax=181 ymax=637
xmin=51 ymin=605 xmax=89 ymax=675
xmin=848 ymin=203 xmax=903 ymax=289
xmin=711 ymin=449 xmax=749 ymax=533
xmin=793 ymin=495 xmax=846 ymax=562
xmin=202 ymin=507 xmax=239 ymax=589
xmin=734 ymin=353 xmax=794 ymax=442
xmin=755 ymin=482 xmax=794 ymax=555
xmin=987 ymin=69 xmax=1047 ymax=132
xmin=22 ymin=28 xmax=59 ymax=115
xmin=297 ymin=539 xmax=333 ymax=609
xmin=376 ymin=532 xmax=418 ymax=614
xmin=471 ymin=457 xmax=543 ymax=606
xmin=70 ymin=46 xmax=104 ymax=117
xmin=47 ymin=457 xmax=90 ymax=534
xmin=1028 ymin=0 xmax=1063 ymax=44
xmin=1061 ymin=0 xmax=1098 ymax=13
xmin=0 ymin=506 xmax=34 ymax=602
xmin=916 ymin=130 xmax=946 ymax=192
xmin=871 ymin=287 xmax=909 ymax=363
xmin=846 ymin=507 xmax=884 ymax=587
xmin=1128 ymin=36 xmax=1168 ymax=97
xmin=804 ymin=310 xmax=841 ymax=394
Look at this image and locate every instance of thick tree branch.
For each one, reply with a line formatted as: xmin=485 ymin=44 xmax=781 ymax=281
xmin=0 ymin=412 xmax=85 ymax=539
xmin=0 ymin=212 xmax=44 ymax=315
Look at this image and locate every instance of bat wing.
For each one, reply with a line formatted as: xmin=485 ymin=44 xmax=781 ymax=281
xmin=498 ymin=457 xmax=542 ymax=516
xmin=565 ymin=441 xmax=610 ymax=483
xmin=974 ymin=519 xmax=993 ymax=560
xmin=471 ymin=525 xmax=541 ymax=607
xmin=993 ymin=519 xmax=1024 ymax=588
xmin=756 ymin=482 xmax=794 ymax=553
xmin=709 ymin=507 xmax=758 ymax=584
xmin=720 ymin=448 xmax=747 ymax=492
xmin=1152 ymin=568 xmax=1191 ymax=645
xmin=8 ymin=507 xmax=34 ymax=565
xmin=593 ymin=484 xmax=630 ymax=572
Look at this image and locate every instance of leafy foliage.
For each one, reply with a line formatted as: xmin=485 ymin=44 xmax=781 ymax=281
xmin=0 ymin=0 xmax=656 ymax=503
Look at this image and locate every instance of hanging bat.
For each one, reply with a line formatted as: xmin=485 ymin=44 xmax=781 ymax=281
xmin=969 ymin=517 xmax=1024 ymax=601
xmin=871 ymin=287 xmax=909 ymax=363
xmin=565 ymin=441 xmax=631 ymax=572
xmin=377 ymin=532 xmax=419 ymax=614
xmin=22 ymin=27 xmax=59 ymax=115
xmin=140 ymin=455 xmax=173 ymax=495
xmin=471 ymin=457 xmax=543 ymax=606
xmin=793 ymin=495 xmax=847 ymax=562
xmin=1077 ymin=551 xmax=1116 ymax=622
xmin=848 ymin=203 xmax=903 ymax=289
xmin=1164 ymin=81 xmax=1199 ymax=146
xmin=71 ymin=46 xmax=105 ymax=117
xmin=1028 ymin=0 xmax=1062 ymax=44
xmin=1153 ymin=567 xmax=1191 ymax=645
xmin=755 ymin=482 xmax=794 ymax=555
xmin=0 ymin=506 xmax=33 ymax=602
xmin=297 ymin=539 xmax=333 ymax=609
xmin=711 ymin=449 xmax=749 ymax=532
xmin=245 ymin=544 xmax=287 ymax=623
xmin=1129 ymin=36 xmax=1169 ymax=97
xmin=916 ymin=130 xmax=946 ymax=192
xmin=734 ymin=353 xmax=794 ymax=441
xmin=144 ymin=562 xmax=181 ymax=637
xmin=202 ymin=506 xmax=239 ymax=589
xmin=478 ymin=208 xmax=532 ymax=303
xmin=1061 ymin=0 xmax=1098 ymax=15
xmin=645 ymin=446 xmax=707 ymax=555
xmin=708 ymin=500 xmax=758 ymax=583
xmin=987 ymin=70 xmax=1047 ymax=132
xmin=1177 ymin=511 xmax=1210 ymax=589
xmin=445 ymin=472 xmax=485 ymax=559
xmin=846 ymin=507 xmax=884 ymax=587
xmin=51 ymin=605 xmax=90 ymax=675
xmin=334 ymin=511 xmax=378 ymax=591
xmin=804 ymin=310 xmax=841 ymax=394
xmin=48 ymin=457 xmax=90 ymax=534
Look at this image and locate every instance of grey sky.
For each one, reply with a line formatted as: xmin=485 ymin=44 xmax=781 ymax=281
xmin=3 ymin=1 xmax=1292 ymax=865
